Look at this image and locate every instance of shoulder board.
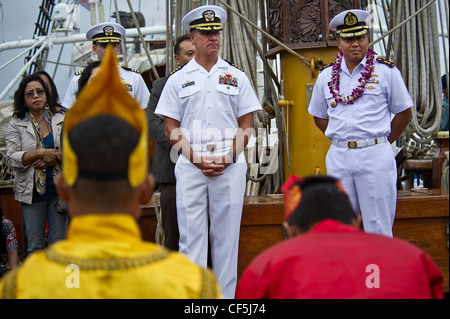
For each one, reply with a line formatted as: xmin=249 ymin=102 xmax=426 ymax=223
xmin=223 ymin=59 xmax=244 ymax=72
xmin=75 ymin=70 xmax=83 ymax=76
xmin=169 ymin=62 xmax=188 ymax=76
xmin=376 ymin=57 xmax=396 ymax=68
xmin=319 ymin=62 xmax=335 ymax=72
xmin=121 ymin=66 xmax=140 ymax=73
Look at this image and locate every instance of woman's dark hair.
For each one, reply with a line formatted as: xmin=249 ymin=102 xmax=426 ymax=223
xmin=35 ymin=70 xmax=61 ymax=107
xmin=13 ymin=73 xmax=58 ymax=119
xmin=76 ymin=61 xmax=102 ymax=96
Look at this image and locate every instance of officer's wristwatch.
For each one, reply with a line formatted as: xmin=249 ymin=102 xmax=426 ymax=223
xmin=227 ymin=151 xmax=237 ymax=163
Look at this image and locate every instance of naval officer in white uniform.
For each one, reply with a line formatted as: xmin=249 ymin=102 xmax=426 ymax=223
xmin=308 ymin=9 xmax=413 ymax=237
xmin=155 ymin=5 xmax=261 ymax=298
xmin=61 ymin=22 xmax=149 ymax=110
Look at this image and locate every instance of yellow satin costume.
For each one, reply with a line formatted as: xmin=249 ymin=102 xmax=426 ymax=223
xmin=1 ymin=47 xmax=220 ymax=299
xmin=0 ymin=214 xmax=220 ymax=298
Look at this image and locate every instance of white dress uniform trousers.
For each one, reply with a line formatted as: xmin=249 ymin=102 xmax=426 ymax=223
xmin=175 ymin=153 xmax=247 ymax=297
xmin=308 ymin=56 xmax=413 ymax=237
xmin=155 ymin=57 xmax=261 ymax=298
xmin=326 ymin=142 xmax=397 ymax=236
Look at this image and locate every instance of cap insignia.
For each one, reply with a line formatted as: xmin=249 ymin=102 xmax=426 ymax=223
xmin=203 ymin=10 xmax=215 ymax=22
xmin=103 ymin=26 xmax=114 ymax=36
xmin=344 ymin=12 xmax=358 ymax=27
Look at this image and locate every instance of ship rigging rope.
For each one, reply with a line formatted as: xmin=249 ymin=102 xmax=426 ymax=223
xmin=390 ymin=0 xmax=445 ymax=143
xmin=216 ymin=0 xmax=312 ymax=68
xmin=442 ymin=157 xmax=449 ymax=190
xmin=218 ymin=0 xmax=284 ymax=193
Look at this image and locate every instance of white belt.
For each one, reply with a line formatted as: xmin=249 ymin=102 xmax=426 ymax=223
xmin=191 ymin=140 xmax=234 ymax=155
xmin=331 ymin=136 xmax=388 ymax=149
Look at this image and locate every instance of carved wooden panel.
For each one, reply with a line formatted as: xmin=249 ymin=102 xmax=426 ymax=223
xmin=288 ymin=0 xmax=323 ymax=43
xmin=266 ymin=0 xmax=367 ymax=51
xmin=267 ymin=0 xmax=284 ymax=46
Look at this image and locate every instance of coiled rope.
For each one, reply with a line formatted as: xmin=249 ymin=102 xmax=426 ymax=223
xmin=390 ymin=0 xmax=444 ymax=143
xmin=442 ymin=156 xmax=449 ymax=190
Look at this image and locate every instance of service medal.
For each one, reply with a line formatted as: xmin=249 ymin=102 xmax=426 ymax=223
xmin=330 ymin=99 xmax=337 ymax=108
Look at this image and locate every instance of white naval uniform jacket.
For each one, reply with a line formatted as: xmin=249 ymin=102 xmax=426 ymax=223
xmin=154 ymin=56 xmax=261 ymax=299
xmin=155 ymin=56 xmax=261 ymax=156
xmin=61 ymin=65 xmax=150 ymax=110
xmin=307 ymin=55 xmax=413 ymax=141
xmin=307 ymin=54 xmax=413 ymax=237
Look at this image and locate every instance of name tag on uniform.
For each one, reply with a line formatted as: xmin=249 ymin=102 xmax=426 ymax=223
xmin=182 ymin=80 xmax=195 ymax=88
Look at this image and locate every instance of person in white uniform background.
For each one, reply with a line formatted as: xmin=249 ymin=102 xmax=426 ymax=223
xmin=61 ymin=22 xmax=150 ymax=110
xmin=155 ymin=5 xmax=261 ymax=298
xmin=308 ymin=9 xmax=413 ymax=237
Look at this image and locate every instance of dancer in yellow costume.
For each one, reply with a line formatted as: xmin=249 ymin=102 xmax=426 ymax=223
xmin=0 ymin=46 xmax=221 ymax=299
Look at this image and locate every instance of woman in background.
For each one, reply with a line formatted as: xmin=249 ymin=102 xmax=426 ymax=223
xmin=5 ymin=74 xmax=68 ymax=256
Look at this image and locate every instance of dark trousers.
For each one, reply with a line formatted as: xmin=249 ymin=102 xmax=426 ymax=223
xmin=159 ymin=183 xmax=179 ymax=251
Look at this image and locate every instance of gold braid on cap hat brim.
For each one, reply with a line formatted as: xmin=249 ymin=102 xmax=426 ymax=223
xmin=62 ymin=45 xmax=148 ymax=188
xmin=92 ymin=36 xmax=122 ymax=43
xmin=190 ymin=23 xmax=223 ymax=31
xmin=336 ymin=26 xmax=368 ymax=38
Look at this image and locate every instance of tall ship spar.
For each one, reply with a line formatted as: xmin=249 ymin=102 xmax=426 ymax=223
xmin=0 ymin=0 xmax=448 ymax=292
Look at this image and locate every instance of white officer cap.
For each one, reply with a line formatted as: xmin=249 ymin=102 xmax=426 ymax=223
xmin=86 ymin=22 xmax=125 ymax=44
xmin=329 ymin=9 xmax=371 ymax=38
xmin=182 ymin=5 xmax=227 ymax=32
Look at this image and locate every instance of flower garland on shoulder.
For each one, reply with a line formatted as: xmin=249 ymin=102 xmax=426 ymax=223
xmin=329 ymin=48 xmax=376 ymax=106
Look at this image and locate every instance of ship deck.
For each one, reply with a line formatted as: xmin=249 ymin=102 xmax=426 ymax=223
xmin=139 ymin=189 xmax=449 ymax=292
xmin=0 ymin=185 xmax=448 ymax=292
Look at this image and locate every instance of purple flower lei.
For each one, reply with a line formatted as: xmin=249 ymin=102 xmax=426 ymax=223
xmin=329 ymin=48 xmax=376 ymax=105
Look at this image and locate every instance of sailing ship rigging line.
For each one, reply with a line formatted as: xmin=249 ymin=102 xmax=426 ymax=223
xmin=0 ymin=1 xmax=447 ymax=192
xmin=212 ymin=0 xmax=285 ymax=193
xmin=368 ymin=0 xmax=447 ymax=143
xmin=0 ymin=26 xmax=166 ymax=52
xmin=392 ymin=0 xmax=446 ymax=143
xmin=0 ymin=25 xmax=165 ymax=101
xmin=216 ymin=0 xmax=312 ymax=69
xmin=125 ymin=0 xmax=159 ymax=80
xmin=0 ymin=38 xmax=46 ymax=71
xmin=369 ymin=0 xmax=437 ymax=47
xmin=0 ymin=42 xmax=48 ymax=101
xmin=112 ymin=0 xmax=129 ymax=67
